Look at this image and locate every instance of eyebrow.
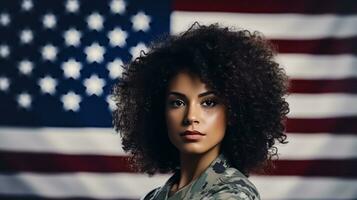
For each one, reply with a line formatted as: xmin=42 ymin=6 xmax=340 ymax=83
xmin=167 ymin=91 xmax=217 ymax=98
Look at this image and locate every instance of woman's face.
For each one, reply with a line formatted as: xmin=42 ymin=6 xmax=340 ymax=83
xmin=165 ymin=70 xmax=227 ymax=155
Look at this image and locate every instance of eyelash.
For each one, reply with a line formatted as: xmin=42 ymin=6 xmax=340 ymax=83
xmin=168 ymin=98 xmax=218 ymax=108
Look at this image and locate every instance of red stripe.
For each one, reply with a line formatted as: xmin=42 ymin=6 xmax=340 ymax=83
xmin=287 ymin=117 xmax=357 ymax=133
xmin=0 ymin=151 xmax=356 ymax=177
xmin=0 ymin=152 xmax=135 ymax=173
xmin=174 ymin=0 xmax=357 ymax=14
xmin=289 ymin=79 xmax=357 ymax=94
xmin=261 ymin=159 xmax=357 ymax=177
xmin=271 ymin=38 xmax=357 ymax=54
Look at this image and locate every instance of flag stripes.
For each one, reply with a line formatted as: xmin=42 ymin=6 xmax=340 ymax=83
xmin=171 ymin=12 xmax=357 ymax=39
xmin=173 ymin=0 xmax=357 ymax=15
xmin=0 ymin=151 xmax=356 ymax=177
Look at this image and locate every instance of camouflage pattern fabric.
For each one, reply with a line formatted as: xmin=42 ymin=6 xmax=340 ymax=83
xmin=141 ymin=153 xmax=261 ymax=200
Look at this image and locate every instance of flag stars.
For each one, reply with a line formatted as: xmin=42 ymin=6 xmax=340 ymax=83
xmin=65 ymin=0 xmax=80 ymax=13
xmin=38 ymin=76 xmax=57 ymax=95
xmin=17 ymin=92 xmax=32 ymax=109
xmin=0 ymin=45 xmax=10 ymax=58
xmin=85 ymin=43 xmax=105 ymax=63
xmin=110 ymin=0 xmax=126 ymax=14
xmin=106 ymin=95 xmax=117 ymax=111
xmin=18 ymin=60 xmax=34 ymax=75
xmin=64 ymin=28 xmax=81 ymax=46
xmin=108 ymin=27 xmax=127 ymax=47
xmin=0 ymin=77 xmax=10 ymax=92
xmin=87 ymin=12 xmax=104 ymax=31
xmin=83 ymin=75 xmax=106 ymax=96
xmin=129 ymin=42 xmax=148 ymax=60
xmin=62 ymin=59 xmax=82 ymax=79
xmin=131 ymin=11 xmax=151 ymax=32
xmin=43 ymin=13 xmax=57 ymax=29
xmin=107 ymin=59 xmax=124 ymax=79
xmin=41 ymin=44 xmax=58 ymax=61
xmin=20 ymin=29 xmax=33 ymax=44
xmin=61 ymin=91 xmax=81 ymax=112
xmin=21 ymin=0 xmax=33 ymax=11
xmin=0 ymin=13 xmax=10 ymax=26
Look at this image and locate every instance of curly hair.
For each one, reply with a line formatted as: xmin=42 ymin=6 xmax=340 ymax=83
xmin=112 ymin=23 xmax=289 ymax=177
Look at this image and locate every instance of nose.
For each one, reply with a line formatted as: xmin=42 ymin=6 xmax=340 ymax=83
xmin=183 ymin=102 xmax=200 ymax=126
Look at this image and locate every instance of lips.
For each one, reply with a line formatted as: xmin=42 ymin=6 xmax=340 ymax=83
xmin=180 ymin=130 xmax=205 ymax=136
xmin=180 ymin=130 xmax=205 ymax=141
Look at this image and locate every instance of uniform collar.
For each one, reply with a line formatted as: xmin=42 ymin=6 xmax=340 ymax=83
xmin=154 ymin=153 xmax=232 ymax=200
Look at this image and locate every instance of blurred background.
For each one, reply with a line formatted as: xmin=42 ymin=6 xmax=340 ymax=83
xmin=1 ymin=0 xmax=357 ymax=199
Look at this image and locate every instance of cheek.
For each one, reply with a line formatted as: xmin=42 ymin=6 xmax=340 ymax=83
xmin=206 ymin=109 xmax=227 ymax=143
xmin=165 ymin=109 xmax=182 ymax=130
xmin=207 ymin=109 xmax=227 ymax=129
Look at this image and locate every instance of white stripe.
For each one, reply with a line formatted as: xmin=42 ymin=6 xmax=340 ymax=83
xmin=0 ymin=172 xmax=169 ymax=198
xmin=171 ymin=12 xmax=357 ymax=39
xmin=287 ymin=94 xmax=357 ymax=118
xmin=0 ymin=173 xmax=356 ymax=199
xmin=277 ymin=54 xmax=357 ymax=79
xmin=1 ymin=128 xmax=357 ymax=159
xmin=278 ymin=133 xmax=357 ymax=159
xmin=0 ymin=127 xmax=125 ymax=155
xmin=251 ymin=176 xmax=357 ymax=199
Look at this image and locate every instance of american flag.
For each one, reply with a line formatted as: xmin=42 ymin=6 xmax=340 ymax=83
xmin=0 ymin=0 xmax=356 ymax=199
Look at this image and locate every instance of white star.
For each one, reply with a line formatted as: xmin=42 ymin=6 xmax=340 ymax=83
xmin=110 ymin=0 xmax=126 ymax=14
xmin=61 ymin=91 xmax=81 ymax=112
xmin=0 ymin=77 xmax=10 ymax=92
xmin=107 ymin=59 xmax=124 ymax=79
xmin=0 ymin=13 xmax=10 ymax=26
xmin=65 ymin=0 xmax=79 ymax=13
xmin=41 ymin=44 xmax=58 ymax=61
xmin=38 ymin=76 xmax=57 ymax=95
xmin=87 ymin=12 xmax=104 ymax=31
xmin=20 ymin=29 xmax=33 ymax=44
xmin=83 ymin=74 xmax=106 ymax=96
xmin=106 ymin=95 xmax=117 ymax=111
xmin=21 ymin=0 xmax=33 ymax=11
xmin=17 ymin=92 xmax=32 ymax=109
xmin=108 ymin=27 xmax=127 ymax=47
xmin=0 ymin=45 xmax=10 ymax=58
xmin=131 ymin=11 xmax=151 ymax=32
xmin=129 ymin=42 xmax=148 ymax=60
xmin=43 ymin=13 xmax=56 ymax=29
xmin=63 ymin=28 xmax=81 ymax=47
xmin=18 ymin=60 xmax=34 ymax=75
xmin=62 ymin=59 xmax=82 ymax=79
xmin=85 ymin=43 xmax=105 ymax=63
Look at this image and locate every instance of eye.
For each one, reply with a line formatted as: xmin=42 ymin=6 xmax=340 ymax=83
xmin=168 ymin=99 xmax=185 ymax=108
xmin=202 ymin=98 xmax=218 ymax=107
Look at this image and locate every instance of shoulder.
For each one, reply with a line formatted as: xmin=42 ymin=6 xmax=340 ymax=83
xmin=140 ymin=187 xmax=161 ymax=200
xmin=203 ymin=168 xmax=261 ymax=200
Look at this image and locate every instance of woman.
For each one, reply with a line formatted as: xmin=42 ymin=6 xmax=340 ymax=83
xmin=113 ymin=23 xmax=289 ymax=200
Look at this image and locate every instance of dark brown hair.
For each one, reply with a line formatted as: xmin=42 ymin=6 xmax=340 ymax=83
xmin=113 ymin=23 xmax=289 ymax=176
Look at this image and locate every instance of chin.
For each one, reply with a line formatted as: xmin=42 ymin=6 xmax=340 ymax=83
xmin=180 ymin=149 xmax=204 ymax=154
xmin=177 ymin=144 xmax=209 ymax=155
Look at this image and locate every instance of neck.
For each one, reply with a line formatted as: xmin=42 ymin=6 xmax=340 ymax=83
xmin=175 ymin=146 xmax=221 ymax=191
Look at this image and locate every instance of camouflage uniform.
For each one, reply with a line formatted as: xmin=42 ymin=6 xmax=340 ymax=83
xmin=141 ymin=153 xmax=261 ymax=200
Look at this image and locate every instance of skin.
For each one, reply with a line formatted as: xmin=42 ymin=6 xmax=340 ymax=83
xmin=165 ymin=69 xmax=228 ymax=196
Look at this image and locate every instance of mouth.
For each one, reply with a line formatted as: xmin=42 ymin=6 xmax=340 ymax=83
xmin=180 ymin=130 xmax=206 ymax=141
xmin=180 ymin=130 xmax=205 ymax=136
